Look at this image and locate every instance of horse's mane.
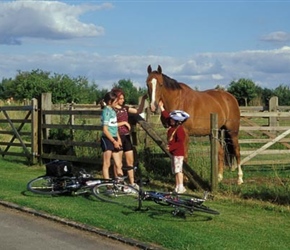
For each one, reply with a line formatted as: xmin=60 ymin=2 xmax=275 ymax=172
xmin=162 ymin=73 xmax=182 ymax=90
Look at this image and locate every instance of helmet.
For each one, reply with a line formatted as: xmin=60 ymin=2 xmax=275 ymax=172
xmin=169 ymin=110 xmax=190 ymax=122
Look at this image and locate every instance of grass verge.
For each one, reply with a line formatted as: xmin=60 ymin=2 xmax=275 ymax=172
xmin=1 ymin=159 xmax=290 ymax=250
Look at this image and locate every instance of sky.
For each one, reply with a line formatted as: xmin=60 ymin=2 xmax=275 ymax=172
xmin=1 ymin=0 xmax=290 ymax=91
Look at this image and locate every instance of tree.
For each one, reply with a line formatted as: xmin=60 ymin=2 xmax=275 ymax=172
xmin=113 ymin=79 xmax=140 ymax=105
xmin=0 ymin=70 xmax=146 ymax=104
xmin=227 ymin=78 xmax=257 ymax=106
xmin=0 ymin=70 xmax=106 ymax=104
xmin=260 ymin=87 xmax=274 ymax=106
xmin=13 ymin=69 xmax=51 ymax=100
xmin=273 ymin=85 xmax=290 ymax=105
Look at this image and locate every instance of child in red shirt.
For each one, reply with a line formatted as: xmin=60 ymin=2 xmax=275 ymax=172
xmin=159 ymin=100 xmax=190 ymax=194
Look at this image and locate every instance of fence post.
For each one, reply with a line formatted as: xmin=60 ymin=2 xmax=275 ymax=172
xmin=38 ymin=93 xmax=52 ymax=163
xmin=269 ymin=96 xmax=279 ymax=133
xmin=31 ymin=98 xmax=38 ymax=164
xmin=210 ymin=113 xmax=219 ymax=192
xmin=144 ymin=107 xmax=152 ymax=148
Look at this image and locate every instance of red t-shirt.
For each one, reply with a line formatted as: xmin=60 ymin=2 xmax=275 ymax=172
xmin=115 ymin=106 xmax=130 ymax=135
xmin=161 ymin=110 xmax=186 ymax=156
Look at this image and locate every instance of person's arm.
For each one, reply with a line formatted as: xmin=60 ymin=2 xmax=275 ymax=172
xmin=136 ymin=94 xmax=148 ymax=114
xmin=158 ymin=99 xmax=165 ymax=112
xmin=128 ymin=94 xmax=148 ymax=114
xmin=116 ymin=133 xmax=122 ymax=147
xmin=158 ymin=100 xmax=170 ymax=120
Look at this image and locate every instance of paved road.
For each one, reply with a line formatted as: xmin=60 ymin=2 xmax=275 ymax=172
xmin=0 ymin=205 xmax=142 ymax=250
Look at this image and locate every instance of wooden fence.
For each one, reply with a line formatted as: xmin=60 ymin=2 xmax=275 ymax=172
xmin=1 ymin=94 xmax=290 ymax=190
xmin=239 ymin=96 xmax=290 ymax=166
xmin=0 ymin=99 xmax=38 ymax=164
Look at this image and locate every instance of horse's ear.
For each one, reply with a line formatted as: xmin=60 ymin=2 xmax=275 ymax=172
xmin=147 ymin=65 xmax=152 ymax=74
xmin=157 ymin=65 xmax=162 ymax=74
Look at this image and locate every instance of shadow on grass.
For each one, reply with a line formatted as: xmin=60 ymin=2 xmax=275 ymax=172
xmin=121 ymin=203 xmax=215 ymax=222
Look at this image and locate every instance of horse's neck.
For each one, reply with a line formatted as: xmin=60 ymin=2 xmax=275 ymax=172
xmin=162 ymin=88 xmax=184 ymax=111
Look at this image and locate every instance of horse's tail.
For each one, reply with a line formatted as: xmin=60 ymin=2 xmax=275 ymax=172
xmin=223 ymin=129 xmax=237 ymax=169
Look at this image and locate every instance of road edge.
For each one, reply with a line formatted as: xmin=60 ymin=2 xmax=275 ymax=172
xmin=0 ymin=200 xmax=165 ymax=250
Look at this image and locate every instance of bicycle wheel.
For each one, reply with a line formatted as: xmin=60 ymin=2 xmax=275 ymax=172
xmin=166 ymin=193 xmax=220 ymax=215
xmin=27 ymin=176 xmax=71 ymax=195
xmin=92 ymin=182 xmax=139 ymax=208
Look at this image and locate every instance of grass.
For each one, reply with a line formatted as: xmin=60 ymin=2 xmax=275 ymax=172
xmin=1 ymin=157 xmax=290 ymax=250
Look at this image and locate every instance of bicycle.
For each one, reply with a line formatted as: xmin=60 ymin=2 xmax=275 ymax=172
xmin=92 ymin=166 xmax=219 ymax=217
xmin=138 ymin=190 xmax=219 ymax=218
xmin=27 ymin=160 xmax=139 ymax=198
xmin=91 ymin=166 xmax=140 ymax=207
xmin=27 ymin=160 xmax=104 ymax=196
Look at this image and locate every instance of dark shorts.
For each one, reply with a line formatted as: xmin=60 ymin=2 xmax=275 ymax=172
xmin=101 ymin=136 xmax=120 ymax=152
xmin=120 ymin=134 xmax=133 ymax=152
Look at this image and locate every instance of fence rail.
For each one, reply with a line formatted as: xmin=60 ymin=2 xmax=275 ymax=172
xmin=1 ymin=95 xmax=290 ymax=189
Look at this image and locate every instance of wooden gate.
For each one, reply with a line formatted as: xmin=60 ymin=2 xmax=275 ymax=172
xmin=0 ymin=99 xmax=38 ymax=164
xmin=239 ymin=97 xmax=290 ymax=166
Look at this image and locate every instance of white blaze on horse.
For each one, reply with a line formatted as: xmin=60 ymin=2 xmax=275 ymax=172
xmin=146 ymin=65 xmax=243 ymax=185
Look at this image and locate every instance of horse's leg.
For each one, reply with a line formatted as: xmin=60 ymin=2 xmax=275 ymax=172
xmin=218 ymin=143 xmax=224 ymax=182
xmin=231 ymin=133 xmax=243 ymax=185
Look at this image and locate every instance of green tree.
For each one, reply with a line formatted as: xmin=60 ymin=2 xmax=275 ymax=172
xmin=13 ymin=69 xmax=51 ymax=100
xmin=273 ymin=85 xmax=290 ymax=105
xmin=227 ymin=78 xmax=257 ymax=106
xmin=260 ymin=87 xmax=274 ymax=106
xmin=113 ymin=79 xmax=140 ymax=104
xmin=0 ymin=70 xmax=106 ymax=104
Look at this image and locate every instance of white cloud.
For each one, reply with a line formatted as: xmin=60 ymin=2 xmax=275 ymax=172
xmin=0 ymin=1 xmax=290 ymax=91
xmin=261 ymin=31 xmax=290 ymax=43
xmin=0 ymin=0 xmax=113 ymax=45
xmin=1 ymin=47 xmax=290 ymax=91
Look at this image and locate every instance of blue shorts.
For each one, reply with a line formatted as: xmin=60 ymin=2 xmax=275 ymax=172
xmin=101 ymin=136 xmax=121 ymax=152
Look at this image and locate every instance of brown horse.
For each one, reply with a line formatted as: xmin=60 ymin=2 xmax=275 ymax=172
xmin=146 ymin=65 xmax=243 ymax=184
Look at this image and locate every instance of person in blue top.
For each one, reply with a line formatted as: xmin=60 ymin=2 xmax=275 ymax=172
xmin=100 ymin=91 xmax=123 ymax=180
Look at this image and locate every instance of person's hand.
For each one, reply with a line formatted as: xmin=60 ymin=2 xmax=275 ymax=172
xmin=142 ymin=93 xmax=148 ymax=99
xmin=158 ymin=100 xmax=165 ymax=111
xmin=113 ymin=140 xmax=122 ymax=150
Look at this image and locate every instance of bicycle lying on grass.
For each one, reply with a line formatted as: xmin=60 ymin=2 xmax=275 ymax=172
xmin=27 ymin=160 xmax=138 ymax=197
xmin=27 ymin=161 xmax=219 ymax=217
xmin=92 ymin=166 xmax=220 ymax=218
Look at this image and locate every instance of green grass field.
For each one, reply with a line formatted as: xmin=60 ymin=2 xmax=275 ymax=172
xmin=1 ymin=158 xmax=290 ymax=250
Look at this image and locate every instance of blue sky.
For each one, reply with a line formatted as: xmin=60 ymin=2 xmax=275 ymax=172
xmin=1 ymin=0 xmax=290 ymax=91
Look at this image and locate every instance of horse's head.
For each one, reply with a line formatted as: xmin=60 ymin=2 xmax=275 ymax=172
xmin=146 ymin=65 xmax=164 ymax=112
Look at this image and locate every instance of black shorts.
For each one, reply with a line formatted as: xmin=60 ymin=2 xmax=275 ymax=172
xmin=101 ymin=136 xmax=120 ymax=152
xmin=120 ymin=134 xmax=133 ymax=152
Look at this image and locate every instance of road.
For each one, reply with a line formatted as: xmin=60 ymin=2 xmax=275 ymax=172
xmin=0 ymin=205 xmax=142 ymax=250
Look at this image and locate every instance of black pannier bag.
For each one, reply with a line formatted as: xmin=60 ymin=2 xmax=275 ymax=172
xmin=45 ymin=160 xmax=73 ymax=177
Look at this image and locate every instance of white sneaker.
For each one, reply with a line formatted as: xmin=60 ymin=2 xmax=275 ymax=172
xmin=174 ymin=187 xmax=178 ymax=193
xmin=177 ymin=187 xmax=186 ymax=194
